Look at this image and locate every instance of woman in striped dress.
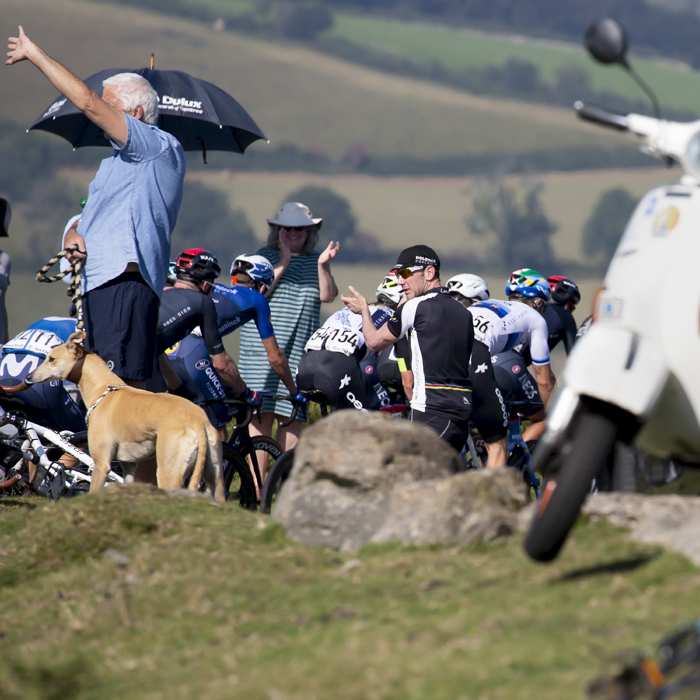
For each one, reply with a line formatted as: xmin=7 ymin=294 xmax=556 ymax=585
xmin=239 ymin=202 xmax=340 ymax=461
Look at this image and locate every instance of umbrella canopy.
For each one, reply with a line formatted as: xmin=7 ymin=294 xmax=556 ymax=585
xmin=0 ymin=199 xmax=10 ymax=238
xmin=29 ymin=67 xmax=266 ymax=160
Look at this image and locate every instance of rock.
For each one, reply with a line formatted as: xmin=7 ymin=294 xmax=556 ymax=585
xmin=273 ymin=411 xmax=529 ymax=551
xmin=519 ymin=492 xmax=700 ymax=566
xmin=583 ymin=493 xmax=700 ymax=566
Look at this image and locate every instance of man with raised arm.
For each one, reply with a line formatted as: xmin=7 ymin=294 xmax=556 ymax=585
xmin=7 ymin=27 xmax=185 ymax=389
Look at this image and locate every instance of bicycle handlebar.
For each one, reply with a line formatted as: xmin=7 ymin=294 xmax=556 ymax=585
xmin=195 ymin=397 xmax=254 ymax=429
xmin=574 ymin=101 xmax=630 ymax=131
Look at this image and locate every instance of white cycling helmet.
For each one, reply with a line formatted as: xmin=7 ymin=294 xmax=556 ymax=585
xmin=231 ymin=254 xmax=275 ymax=286
xmin=376 ymin=275 xmax=403 ymax=308
xmin=446 ymin=273 xmax=490 ymax=301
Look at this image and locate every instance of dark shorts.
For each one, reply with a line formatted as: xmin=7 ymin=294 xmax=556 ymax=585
xmin=411 ymin=408 xmax=470 ymax=452
xmin=297 ymin=349 xmax=370 ymax=411
xmin=169 ymin=335 xmax=229 ymax=429
xmin=83 ymin=271 xmax=159 ymax=382
xmin=492 ymin=351 xmax=544 ymax=417
xmin=0 ymin=352 xmax=86 ymax=432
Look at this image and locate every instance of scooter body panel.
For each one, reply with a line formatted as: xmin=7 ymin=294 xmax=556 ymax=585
xmin=562 ymin=183 xmax=700 ymax=459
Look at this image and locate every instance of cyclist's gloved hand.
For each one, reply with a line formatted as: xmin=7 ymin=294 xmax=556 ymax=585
xmin=291 ymin=391 xmax=308 ymax=406
xmin=242 ymin=387 xmax=262 ymax=408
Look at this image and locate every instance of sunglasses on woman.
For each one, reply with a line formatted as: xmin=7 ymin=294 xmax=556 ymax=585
xmin=280 ymin=225 xmax=309 ymax=232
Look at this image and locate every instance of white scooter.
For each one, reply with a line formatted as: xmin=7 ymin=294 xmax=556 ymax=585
xmin=525 ymin=19 xmax=700 ymax=561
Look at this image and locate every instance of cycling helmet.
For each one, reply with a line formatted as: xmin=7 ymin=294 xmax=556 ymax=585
xmin=446 ymin=274 xmax=490 ymax=302
xmin=174 ymin=248 xmax=221 ymax=283
xmin=505 ymin=268 xmax=551 ymax=301
xmin=547 ymin=275 xmax=581 ymax=309
xmin=230 ymin=254 xmax=275 ymax=287
xmin=376 ymin=275 xmax=403 ymax=307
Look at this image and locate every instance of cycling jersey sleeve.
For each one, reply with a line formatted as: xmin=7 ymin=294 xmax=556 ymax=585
xmin=529 ymin=313 xmax=551 ymax=366
xmin=201 ymin=296 xmax=225 ymax=356
xmin=387 ymin=298 xmax=418 ymax=339
xmin=252 ymin=293 xmax=275 ymax=340
xmin=469 ymin=339 xmax=508 ymax=442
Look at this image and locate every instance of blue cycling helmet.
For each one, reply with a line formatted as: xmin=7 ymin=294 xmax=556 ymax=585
xmin=231 ymin=254 xmax=275 ymax=287
xmin=505 ymin=268 xmax=551 ymax=301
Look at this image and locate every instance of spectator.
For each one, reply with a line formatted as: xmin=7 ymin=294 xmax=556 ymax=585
xmin=239 ymin=202 xmax=340 ymax=454
xmin=7 ymin=27 xmax=186 ymax=388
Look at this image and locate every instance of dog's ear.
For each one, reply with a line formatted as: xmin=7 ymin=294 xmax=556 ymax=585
xmin=66 ymin=331 xmax=87 ymax=358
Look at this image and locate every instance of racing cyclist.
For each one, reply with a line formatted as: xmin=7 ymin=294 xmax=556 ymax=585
xmin=468 ymin=269 xmax=556 ymax=446
xmin=296 ymin=276 xmax=395 ymax=411
xmin=516 ymin=275 xmax=580 ymax=364
xmin=155 ymin=249 xmax=249 ymax=399
xmin=166 ymin=254 xmax=305 ymax=435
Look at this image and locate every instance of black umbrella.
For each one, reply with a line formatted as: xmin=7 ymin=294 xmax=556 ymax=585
xmin=0 ymin=199 xmax=10 ymax=238
xmin=29 ymin=62 xmax=266 ymax=162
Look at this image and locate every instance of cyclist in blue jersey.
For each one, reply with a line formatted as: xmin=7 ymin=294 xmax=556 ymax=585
xmin=0 ymin=317 xmax=85 ymax=432
xmin=468 ymin=269 xmax=556 ymax=445
xmin=167 ymin=254 xmax=304 ymax=436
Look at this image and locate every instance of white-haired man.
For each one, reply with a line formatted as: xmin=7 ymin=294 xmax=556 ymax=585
xmin=7 ymin=27 xmax=186 ymax=389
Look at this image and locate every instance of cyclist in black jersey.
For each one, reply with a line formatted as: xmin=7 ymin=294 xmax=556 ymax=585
xmin=342 ymin=245 xmax=507 ymax=456
xmin=155 ymin=248 xmax=249 ymax=397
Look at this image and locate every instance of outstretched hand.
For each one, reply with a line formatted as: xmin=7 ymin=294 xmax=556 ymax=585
xmin=340 ymin=285 xmax=367 ymax=315
xmin=6 ymin=26 xmax=32 ymax=66
xmin=318 ymin=240 xmax=340 ymax=265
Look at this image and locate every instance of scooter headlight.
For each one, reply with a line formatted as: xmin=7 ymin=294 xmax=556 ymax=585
xmin=684 ymin=130 xmax=700 ymax=179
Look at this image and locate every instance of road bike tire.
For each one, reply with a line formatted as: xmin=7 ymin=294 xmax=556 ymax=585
xmin=259 ymin=448 xmax=295 ymax=515
xmin=524 ymin=408 xmax=618 ymax=562
xmin=222 ymin=444 xmax=258 ymax=510
xmin=241 ymin=436 xmax=284 ymax=481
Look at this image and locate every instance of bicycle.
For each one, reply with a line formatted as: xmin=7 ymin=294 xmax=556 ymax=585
xmin=0 ymin=399 xmax=123 ymax=500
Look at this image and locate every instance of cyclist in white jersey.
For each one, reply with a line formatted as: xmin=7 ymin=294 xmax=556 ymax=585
xmin=468 ymin=269 xmax=556 ymax=444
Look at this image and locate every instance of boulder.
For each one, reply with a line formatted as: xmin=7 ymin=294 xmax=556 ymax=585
xmin=518 ymin=493 xmax=700 ymax=565
xmin=273 ymin=411 xmax=529 ymax=552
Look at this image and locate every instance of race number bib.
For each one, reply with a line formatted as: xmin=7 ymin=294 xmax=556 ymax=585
xmin=304 ymin=327 xmax=360 ymax=357
xmin=3 ymin=329 xmax=64 ymax=358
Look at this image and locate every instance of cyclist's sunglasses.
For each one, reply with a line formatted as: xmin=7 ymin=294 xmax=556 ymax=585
xmin=394 ymin=266 xmax=425 ymax=279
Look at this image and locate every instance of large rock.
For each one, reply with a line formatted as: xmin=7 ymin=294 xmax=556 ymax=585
xmin=518 ymin=493 xmax=700 ymax=565
xmin=273 ymin=411 xmax=529 ymax=551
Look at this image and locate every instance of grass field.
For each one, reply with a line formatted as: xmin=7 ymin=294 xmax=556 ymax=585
xmin=327 ymin=14 xmax=700 ymax=115
xmin=2 ymin=0 xmax=629 ymax=160
xmin=1 ymin=484 xmax=699 ymax=700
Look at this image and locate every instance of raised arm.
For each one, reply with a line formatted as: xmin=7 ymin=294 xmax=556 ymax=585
xmin=7 ymin=26 xmax=130 ymax=146
xmin=317 ymin=241 xmax=340 ymax=303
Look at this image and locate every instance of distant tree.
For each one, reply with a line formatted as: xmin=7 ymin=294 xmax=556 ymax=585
xmin=172 ymin=180 xmax=257 ymax=267
xmin=582 ymin=187 xmax=638 ymax=268
xmin=281 ymin=185 xmax=357 ymax=247
xmin=276 ymin=1 xmax=334 ymax=40
xmin=467 ymin=179 xmax=558 ymax=273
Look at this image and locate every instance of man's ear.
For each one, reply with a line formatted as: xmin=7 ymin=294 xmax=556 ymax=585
xmin=66 ymin=331 xmax=87 ymax=358
xmin=426 ymin=265 xmax=437 ymax=282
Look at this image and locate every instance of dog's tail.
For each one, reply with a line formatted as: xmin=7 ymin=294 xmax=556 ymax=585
xmin=186 ymin=421 xmax=209 ymax=494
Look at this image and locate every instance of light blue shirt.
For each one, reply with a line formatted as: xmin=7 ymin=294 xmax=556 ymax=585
xmin=76 ymin=115 xmax=185 ymax=297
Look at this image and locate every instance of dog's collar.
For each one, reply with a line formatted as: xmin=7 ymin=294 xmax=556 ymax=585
xmin=85 ymin=384 xmax=127 ymax=428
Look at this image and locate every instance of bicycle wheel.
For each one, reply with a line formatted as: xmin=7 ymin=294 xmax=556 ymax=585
xmin=524 ymin=407 xmax=617 ymax=562
xmin=222 ymin=444 xmax=258 ymax=510
xmin=259 ymin=448 xmax=295 ymax=515
xmin=240 ymin=436 xmax=284 ymax=482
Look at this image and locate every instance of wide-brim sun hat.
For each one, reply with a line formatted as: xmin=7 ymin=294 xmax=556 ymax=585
xmin=266 ymin=202 xmax=323 ymax=229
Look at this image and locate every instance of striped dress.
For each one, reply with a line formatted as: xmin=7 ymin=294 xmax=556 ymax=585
xmin=238 ymin=247 xmax=322 ymax=417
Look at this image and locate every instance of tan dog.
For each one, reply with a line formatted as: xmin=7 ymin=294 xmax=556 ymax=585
xmin=27 ymin=331 xmax=224 ymax=501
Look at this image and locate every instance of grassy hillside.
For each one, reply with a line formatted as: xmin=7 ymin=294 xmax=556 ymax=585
xmin=327 ymin=14 xmax=700 ymax=114
xmin=2 ymin=0 xmax=630 ymax=161
xmin=1 ymin=485 xmax=699 ymax=700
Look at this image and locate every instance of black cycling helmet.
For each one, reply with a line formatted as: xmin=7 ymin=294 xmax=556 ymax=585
xmin=174 ymin=248 xmax=221 ymax=283
xmin=548 ymin=275 xmax=581 ymax=309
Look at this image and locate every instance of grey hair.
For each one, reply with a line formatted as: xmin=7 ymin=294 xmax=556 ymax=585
xmin=102 ymin=73 xmax=159 ymax=125
xmin=266 ymin=224 xmax=321 ymax=256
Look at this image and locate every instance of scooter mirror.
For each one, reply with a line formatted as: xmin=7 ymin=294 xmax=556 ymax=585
xmin=584 ymin=19 xmax=629 ymax=67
